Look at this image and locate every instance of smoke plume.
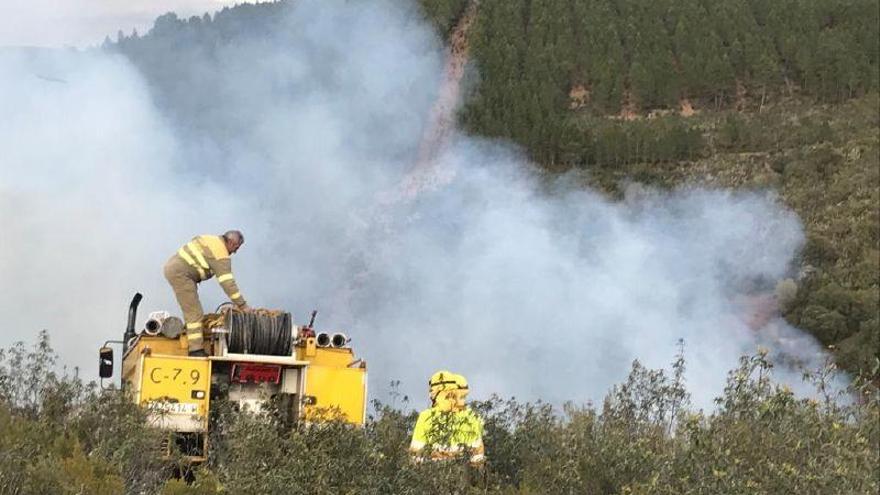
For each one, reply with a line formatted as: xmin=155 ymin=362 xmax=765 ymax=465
xmin=0 ymin=0 xmax=833 ymax=409
xmin=0 ymin=0 xmax=247 ymax=47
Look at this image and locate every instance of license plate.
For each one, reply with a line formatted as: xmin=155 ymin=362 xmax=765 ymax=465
xmin=150 ymin=402 xmax=198 ymax=415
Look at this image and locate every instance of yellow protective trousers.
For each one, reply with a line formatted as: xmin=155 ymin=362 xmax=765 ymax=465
xmin=163 ymin=255 xmax=205 ymax=353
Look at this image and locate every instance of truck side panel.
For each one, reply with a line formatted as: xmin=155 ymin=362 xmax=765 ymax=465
xmin=304 ymin=365 xmax=367 ymax=425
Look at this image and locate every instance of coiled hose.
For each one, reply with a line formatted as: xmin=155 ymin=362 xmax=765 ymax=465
xmin=225 ymin=309 xmax=293 ymax=356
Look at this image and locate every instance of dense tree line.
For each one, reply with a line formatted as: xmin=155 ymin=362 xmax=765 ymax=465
xmin=1 ymin=334 xmax=877 ymax=494
xmin=111 ymin=0 xmax=879 ymax=166
xmin=453 ymin=0 xmax=878 ymax=164
xmin=563 ymin=115 xmax=706 ymax=166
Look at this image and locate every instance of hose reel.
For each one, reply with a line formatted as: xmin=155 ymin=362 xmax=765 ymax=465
xmin=226 ymin=310 xmax=293 ymax=356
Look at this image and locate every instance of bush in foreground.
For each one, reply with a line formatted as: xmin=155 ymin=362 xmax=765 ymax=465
xmin=0 ymin=333 xmax=876 ymax=494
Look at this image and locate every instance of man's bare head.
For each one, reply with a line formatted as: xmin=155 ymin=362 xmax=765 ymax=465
xmin=222 ymin=230 xmax=244 ymax=254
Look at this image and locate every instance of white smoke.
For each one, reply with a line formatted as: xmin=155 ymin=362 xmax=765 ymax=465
xmin=0 ymin=0 xmax=249 ymax=48
xmin=0 ymin=0 xmax=833 ymax=410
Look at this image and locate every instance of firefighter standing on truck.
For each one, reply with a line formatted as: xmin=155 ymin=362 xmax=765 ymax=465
xmin=164 ymin=230 xmax=250 ymax=356
xmin=409 ymin=370 xmax=485 ymax=464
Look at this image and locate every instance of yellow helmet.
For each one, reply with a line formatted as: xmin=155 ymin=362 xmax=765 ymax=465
xmin=429 ymin=370 xmax=455 ymax=393
xmin=451 ymin=373 xmax=468 ymax=391
xmin=428 ymin=370 xmax=469 ymax=399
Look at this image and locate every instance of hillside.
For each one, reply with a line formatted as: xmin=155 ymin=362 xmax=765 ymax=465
xmin=110 ymin=0 xmax=879 ymax=375
xmin=576 ymin=96 xmax=880 ymax=374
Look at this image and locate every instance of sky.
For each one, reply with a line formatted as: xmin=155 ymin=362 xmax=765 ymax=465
xmin=0 ymin=0 xmax=258 ymax=48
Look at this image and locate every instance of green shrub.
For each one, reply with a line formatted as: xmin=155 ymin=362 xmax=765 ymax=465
xmin=1 ymin=334 xmax=876 ymax=494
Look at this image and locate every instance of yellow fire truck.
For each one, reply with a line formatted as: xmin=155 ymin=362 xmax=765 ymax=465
xmin=99 ymin=293 xmax=367 ymax=462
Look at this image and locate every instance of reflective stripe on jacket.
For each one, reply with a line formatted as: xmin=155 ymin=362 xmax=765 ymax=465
xmin=177 ymin=235 xmax=247 ymax=307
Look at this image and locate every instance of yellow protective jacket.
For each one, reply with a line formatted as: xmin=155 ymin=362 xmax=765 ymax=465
xmin=410 ymin=407 xmax=485 ymax=463
xmin=177 ymin=235 xmax=247 ymax=307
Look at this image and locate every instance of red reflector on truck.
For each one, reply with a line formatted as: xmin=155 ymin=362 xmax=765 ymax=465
xmin=231 ymin=363 xmax=282 ymax=384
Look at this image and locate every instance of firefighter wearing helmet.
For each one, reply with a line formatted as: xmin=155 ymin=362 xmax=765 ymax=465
xmin=409 ymin=370 xmax=485 ymax=464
